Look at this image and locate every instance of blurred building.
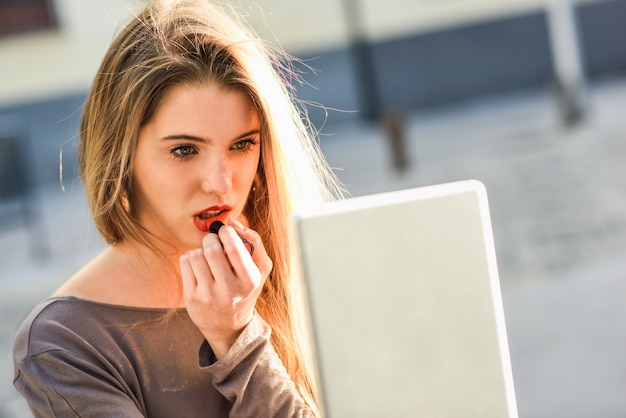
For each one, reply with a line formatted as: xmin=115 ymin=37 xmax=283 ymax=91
xmin=1 ymin=0 xmax=625 ymax=187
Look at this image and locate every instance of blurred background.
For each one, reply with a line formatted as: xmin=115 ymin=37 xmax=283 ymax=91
xmin=1 ymin=0 xmax=626 ymax=416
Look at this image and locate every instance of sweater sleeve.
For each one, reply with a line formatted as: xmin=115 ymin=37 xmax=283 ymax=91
xmin=13 ymin=301 xmax=147 ymax=418
xmin=14 ymin=350 xmax=147 ymax=418
xmin=200 ymin=313 xmax=314 ymax=417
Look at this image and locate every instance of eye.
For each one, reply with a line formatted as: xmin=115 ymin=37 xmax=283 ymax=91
xmin=170 ymin=145 xmax=197 ymax=160
xmin=231 ymin=138 xmax=259 ymax=153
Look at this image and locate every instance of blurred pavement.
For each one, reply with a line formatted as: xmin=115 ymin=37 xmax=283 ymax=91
xmin=2 ymin=77 xmax=626 ymax=417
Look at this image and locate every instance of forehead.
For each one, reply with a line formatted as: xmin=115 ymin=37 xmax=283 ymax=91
xmin=160 ymin=82 xmax=255 ymax=112
xmin=147 ymin=83 xmax=260 ymax=132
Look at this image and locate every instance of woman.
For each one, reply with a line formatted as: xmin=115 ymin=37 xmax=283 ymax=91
xmin=13 ymin=0 xmax=344 ymax=416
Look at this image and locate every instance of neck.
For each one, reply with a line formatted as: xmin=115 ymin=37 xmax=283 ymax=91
xmin=111 ymin=239 xmax=186 ymax=308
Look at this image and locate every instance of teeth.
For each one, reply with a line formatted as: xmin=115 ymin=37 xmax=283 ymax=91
xmin=199 ymin=210 xmax=221 ymax=220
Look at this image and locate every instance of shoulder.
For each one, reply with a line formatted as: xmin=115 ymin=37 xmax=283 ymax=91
xmin=12 ymin=297 xmax=152 ymax=417
xmin=52 ymin=247 xmax=121 ymax=302
xmin=12 ymin=296 xmax=190 ymax=392
xmin=12 ymin=297 xmax=114 ymax=401
xmin=53 ymin=245 xmax=184 ymax=308
xmin=13 ymin=295 xmax=161 ymax=366
xmin=14 ymin=296 xmax=195 ymax=365
xmin=13 ymin=297 xmax=108 ymax=361
xmin=14 ymin=298 xmax=72 ymax=354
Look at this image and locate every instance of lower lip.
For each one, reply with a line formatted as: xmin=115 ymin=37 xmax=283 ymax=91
xmin=193 ymin=215 xmax=227 ymax=232
xmin=193 ymin=216 xmax=210 ymax=232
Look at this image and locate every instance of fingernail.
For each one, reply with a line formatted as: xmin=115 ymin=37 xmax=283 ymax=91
xmin=183 ymin=249 xmax=201 ymax=258
xmin=242 ymin=238 xmax=254 ymax=256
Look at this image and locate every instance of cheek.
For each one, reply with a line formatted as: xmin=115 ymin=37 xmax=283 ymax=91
xmin=131 ymin=159 xmax=178 ymax=209
xmin=239 ymin=153 xmax=261 ymax=187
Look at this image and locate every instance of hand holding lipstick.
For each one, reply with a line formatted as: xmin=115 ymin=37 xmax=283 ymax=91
xmin=209 ymin=220 xmax=254 ymax=255
xmin=179 ymin=219 xmax=273 ymax=359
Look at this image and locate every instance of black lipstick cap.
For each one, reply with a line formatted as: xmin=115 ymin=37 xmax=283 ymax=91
xmin=209 ymin=220 xmax=224 ymax=235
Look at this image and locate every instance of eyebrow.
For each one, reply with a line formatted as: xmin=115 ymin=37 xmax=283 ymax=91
xmin=161 ymin=129 xmax=261 ymax=143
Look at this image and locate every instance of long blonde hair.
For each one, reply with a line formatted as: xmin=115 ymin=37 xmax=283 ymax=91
xmin=79 ymin=0 xmax=345 ymax=412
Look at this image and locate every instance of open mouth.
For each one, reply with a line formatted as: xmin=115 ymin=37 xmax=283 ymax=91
xmin=197 ymin=209 xmax=224 ymax=220
xmin=193 ymin=208 xmax=229 ymax=232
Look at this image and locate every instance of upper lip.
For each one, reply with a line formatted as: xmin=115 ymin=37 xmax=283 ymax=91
xmin=194 ymin=205 xmax=231 ymax=220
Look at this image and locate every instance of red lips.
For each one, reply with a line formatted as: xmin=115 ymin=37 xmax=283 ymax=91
xmin=193 ymin=206 xmax=230 ymax=232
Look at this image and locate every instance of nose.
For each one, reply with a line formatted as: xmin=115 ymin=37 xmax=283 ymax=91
xmin=201 ymin=154 xmax=232 ymax=195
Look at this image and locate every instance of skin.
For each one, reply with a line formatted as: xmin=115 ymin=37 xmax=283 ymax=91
xmin=132 ymin=84 xmax=260 ymax=249
xmin=56 ymin=84 xmax=273 ymax=358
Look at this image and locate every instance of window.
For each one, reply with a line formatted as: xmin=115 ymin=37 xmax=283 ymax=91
xmin=0 ymin=0 xmax=57 ymax=37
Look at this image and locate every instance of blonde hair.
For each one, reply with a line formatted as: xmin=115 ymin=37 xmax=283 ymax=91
xmin=79 ymin=0 xmax=345 ymax=412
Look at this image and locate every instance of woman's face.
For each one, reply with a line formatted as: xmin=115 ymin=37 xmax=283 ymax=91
xmin=132 ymin=84 xmax=261 ymax=251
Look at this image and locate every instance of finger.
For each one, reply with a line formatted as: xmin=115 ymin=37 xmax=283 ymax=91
xmin=223 ymin=223 xmax=272 ymax=287
xmin=201 ymin=229 xmax=237 ymax=282
xmin=228 ymin=220 xmax=273 ymax=275
xmin=216 ymin=224 xmax=255 ymax=274
xmin=187 ymin=246 xmax=216 ymax=286
xmin=179 ymin=250 xmax=199 ymax=292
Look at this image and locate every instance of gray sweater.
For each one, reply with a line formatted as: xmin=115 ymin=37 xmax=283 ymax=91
xmin=13 ymin=297 xmax=311 ymax=417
